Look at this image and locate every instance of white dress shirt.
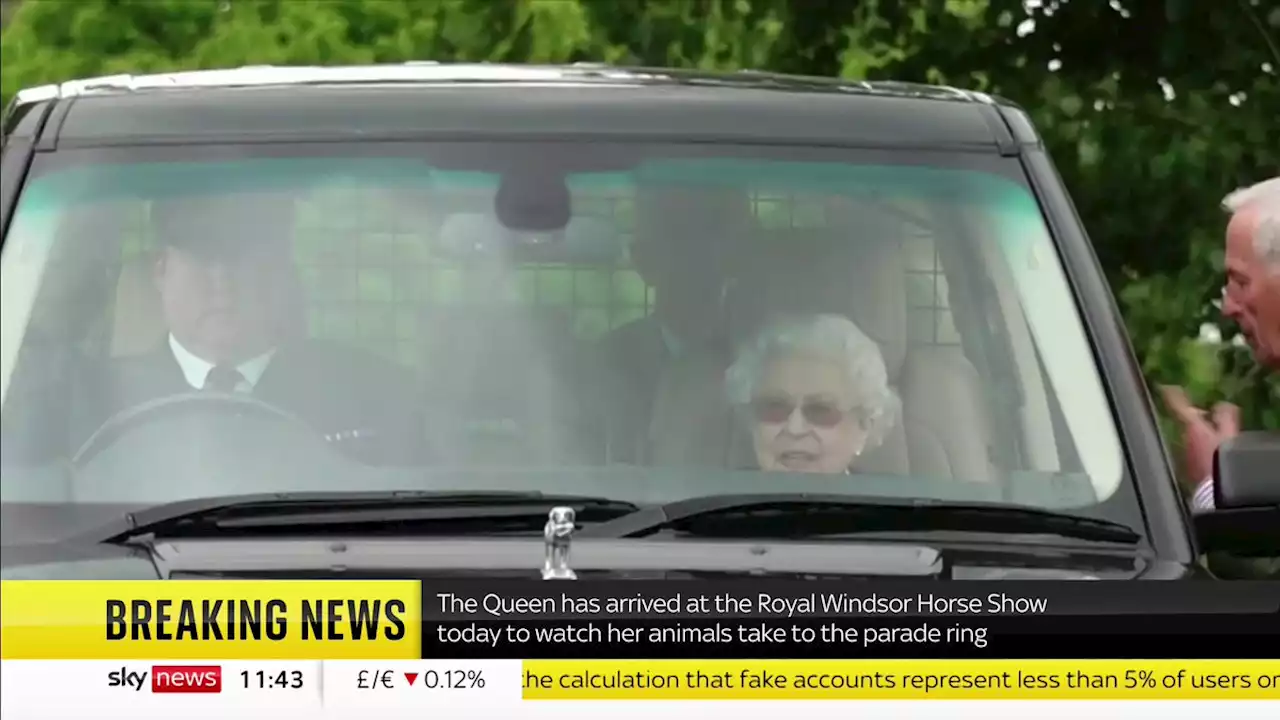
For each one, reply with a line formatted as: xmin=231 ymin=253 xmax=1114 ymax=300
xmin=168 ymin=334 xmax=275 ymax=393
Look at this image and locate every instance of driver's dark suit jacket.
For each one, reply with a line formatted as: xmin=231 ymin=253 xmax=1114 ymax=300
xmin=56 ymin=339 xmax=427 ymax=465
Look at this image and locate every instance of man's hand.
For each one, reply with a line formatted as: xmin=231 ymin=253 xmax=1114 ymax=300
xmin=1159 ymin=385 xmax=1240 ymax=488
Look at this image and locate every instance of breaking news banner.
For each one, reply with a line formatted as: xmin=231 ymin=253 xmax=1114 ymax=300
xmin=0 ymin=580 xmax=1277 ymax=719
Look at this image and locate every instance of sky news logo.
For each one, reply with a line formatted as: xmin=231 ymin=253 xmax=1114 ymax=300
xmin=106 ymin=665 xmax=223 ymax=693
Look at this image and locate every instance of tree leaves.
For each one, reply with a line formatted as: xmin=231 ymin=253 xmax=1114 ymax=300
xmin=2 ymin=0 xmax=1275 ymax=458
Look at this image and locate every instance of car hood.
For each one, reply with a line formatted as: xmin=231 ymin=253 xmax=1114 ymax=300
xmin=3 ymin=535 xmax=1137 ymax=580
xmin=2 ymin=502 xmax=1146 ymax=581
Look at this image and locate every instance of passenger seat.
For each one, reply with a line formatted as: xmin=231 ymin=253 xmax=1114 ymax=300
xmin=649 ymin=229 xmax=999 ymax=483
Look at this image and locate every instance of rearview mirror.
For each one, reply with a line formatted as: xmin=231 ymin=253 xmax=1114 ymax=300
xmin=495 ymin=167 xmax=570 ymax=233
xmin=1192 ymin=432 xmax=1279 ymax=557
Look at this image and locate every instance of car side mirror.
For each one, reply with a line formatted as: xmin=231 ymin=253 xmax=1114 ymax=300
xmin=1193 ymin=432 xmax=1280 ymax=557
xmin=1212 ymin=432 xmax=1280 ymax=507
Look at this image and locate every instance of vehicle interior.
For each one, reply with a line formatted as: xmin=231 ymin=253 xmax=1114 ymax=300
xmin=0 ymin=147 xmax=1122 ymax=514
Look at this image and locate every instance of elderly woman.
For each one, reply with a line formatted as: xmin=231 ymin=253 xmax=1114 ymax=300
xmin=724 ymin=313 xmax=900 ymax=474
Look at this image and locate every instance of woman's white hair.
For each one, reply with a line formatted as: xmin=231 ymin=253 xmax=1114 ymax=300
xmin=1223 ymin=176 xmax=1280 ymax=270
xmin=724 ymin=313 xmax=901 ymax=450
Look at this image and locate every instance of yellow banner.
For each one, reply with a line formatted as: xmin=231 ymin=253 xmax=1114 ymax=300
xmin=0 ymin=580 xmax=420 ymax=659
xmin=522 ymin=660 xmax=1280 ymax=700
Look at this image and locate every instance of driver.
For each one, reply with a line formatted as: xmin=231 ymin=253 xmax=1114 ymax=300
xmin=70 ymin=192 xmax=426 ymax=465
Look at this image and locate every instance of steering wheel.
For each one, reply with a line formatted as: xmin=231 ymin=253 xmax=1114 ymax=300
xmin=72 ymin=392 xmax=315 ymax=469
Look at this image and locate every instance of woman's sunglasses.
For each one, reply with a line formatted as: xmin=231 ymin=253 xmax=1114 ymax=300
xmin=749 ymin=396 xmax=852 ymax=429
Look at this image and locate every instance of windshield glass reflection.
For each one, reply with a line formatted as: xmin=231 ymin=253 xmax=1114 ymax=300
xmin=0 ymin=143 xmax=1124 ymax=522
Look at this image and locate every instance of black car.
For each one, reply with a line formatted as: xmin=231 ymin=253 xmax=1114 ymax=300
xmin=1 ymin=64 xmax=1274 ymax=581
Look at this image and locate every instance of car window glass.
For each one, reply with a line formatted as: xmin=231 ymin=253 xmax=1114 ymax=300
xmin=0 ymin=143 xmax=1129 ymax=522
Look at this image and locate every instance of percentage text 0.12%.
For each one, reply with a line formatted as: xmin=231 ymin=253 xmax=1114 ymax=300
xmin=403 ymin=669 xmax=487 ymax=689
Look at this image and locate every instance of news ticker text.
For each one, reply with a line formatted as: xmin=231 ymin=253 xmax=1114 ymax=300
xmin=1 ymin=580 xmax=1276 ymax=659
xmin=1 ymin=660 xmax=1276 ymax=707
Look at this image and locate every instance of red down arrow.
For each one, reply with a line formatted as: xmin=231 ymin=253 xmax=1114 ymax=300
xmin=404 ymin=672 xmax=419 ymax=686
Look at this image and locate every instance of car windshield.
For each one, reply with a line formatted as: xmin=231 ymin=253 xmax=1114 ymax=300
xmin=0 ymin=141 xmax=1131 ymax=525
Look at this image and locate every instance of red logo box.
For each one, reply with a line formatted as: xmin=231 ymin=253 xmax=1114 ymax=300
xmin=151 ymin=665 xmax=222 ymax=693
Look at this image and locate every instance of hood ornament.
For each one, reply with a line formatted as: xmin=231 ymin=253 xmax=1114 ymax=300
xmin=542 ymin=506 xmax=577 ymax=580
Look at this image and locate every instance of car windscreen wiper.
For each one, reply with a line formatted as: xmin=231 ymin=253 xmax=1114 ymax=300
xmin=576 ymin=493 xmax=1142 ymax=545
xmin=91 ymin=491 xmax=640 ymax=543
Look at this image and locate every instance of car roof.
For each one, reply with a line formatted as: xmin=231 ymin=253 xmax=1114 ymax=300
xmin=6 ymin=63 xmax=1026 ymax=150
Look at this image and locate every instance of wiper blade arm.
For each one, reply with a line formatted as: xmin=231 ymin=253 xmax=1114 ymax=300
xmin=577 ymin=493 xmax=1141 ymax=545
xmin=87 ymin=491 xmax=639 ymax=543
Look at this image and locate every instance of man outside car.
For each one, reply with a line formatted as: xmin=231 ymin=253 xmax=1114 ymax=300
xmin=1160 ymin=176 xmax=1279 ymax=513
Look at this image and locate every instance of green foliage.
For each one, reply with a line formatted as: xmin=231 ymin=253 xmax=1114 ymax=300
xmin=4 ymin=0 xmax=1277 ymax=479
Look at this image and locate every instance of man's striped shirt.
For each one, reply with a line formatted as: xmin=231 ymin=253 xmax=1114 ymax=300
xmin=1191 ymin=476 xmax=1215 ymax=512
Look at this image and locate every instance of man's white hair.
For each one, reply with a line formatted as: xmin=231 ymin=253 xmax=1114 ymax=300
xmin=1223 ymin=176 xmax=1280 ymax=269
xmin=724 ymin=313 xmax=900 ymax=450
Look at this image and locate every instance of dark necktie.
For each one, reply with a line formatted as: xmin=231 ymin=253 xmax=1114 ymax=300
xmin=203 ymin=365 xmax=246 ymax=392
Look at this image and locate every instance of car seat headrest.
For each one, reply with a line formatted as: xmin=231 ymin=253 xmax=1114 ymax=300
xmin=728 ymin=228 xmax=907 ymax=382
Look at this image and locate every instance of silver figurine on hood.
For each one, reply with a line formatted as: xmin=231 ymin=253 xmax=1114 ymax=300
xmin=542 ymin=506 xmax=577 ymax=580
